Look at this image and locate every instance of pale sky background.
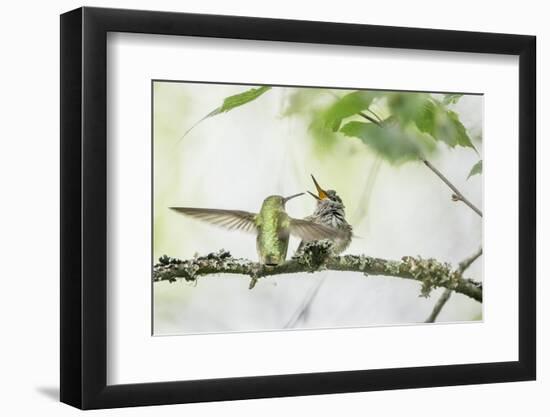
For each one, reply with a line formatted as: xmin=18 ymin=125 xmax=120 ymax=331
xmin=153 ymin=81 xmax=483 ymax=335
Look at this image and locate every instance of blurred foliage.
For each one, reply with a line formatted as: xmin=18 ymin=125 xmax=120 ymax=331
xmin=204 ymin=87 xmax=477 ymax=168
xmin=281 ymin=88 xmax=330 ymax=117
xmin=281 ymin=89 xmax=476 ymax=164
xmin=468 ymin=160 xmax=483 ymax=179
xmin=386 ymin=93 xmax=476 ymax=151
xmin=322 ymin=91 xmax=380 ymax=131
xmin=443 ymin=93 xmax=463 ymax=105
xmin=281 ymin=88 xmax=347 ymax=151
xmin=340 ymin=121 xmax=435 ymax=164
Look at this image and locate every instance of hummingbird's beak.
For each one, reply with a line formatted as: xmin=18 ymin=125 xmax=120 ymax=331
xmin=310 ymin=174 xmax=328 ymax=200
xmin=283 ymin=192 xmax=305 ymax=204
xmin=307 ymin=191 xmax=321 ymax=200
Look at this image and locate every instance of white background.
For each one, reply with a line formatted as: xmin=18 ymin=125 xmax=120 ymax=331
xmin=0 ymin=0 xmax=546 ymax=416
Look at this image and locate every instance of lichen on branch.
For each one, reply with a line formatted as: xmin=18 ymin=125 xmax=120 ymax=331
xmin=153 ymin=241 xmax=482 ymax=302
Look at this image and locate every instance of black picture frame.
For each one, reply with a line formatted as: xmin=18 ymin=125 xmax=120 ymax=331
xmin=60 ymin=6 xmax=536 ymax=410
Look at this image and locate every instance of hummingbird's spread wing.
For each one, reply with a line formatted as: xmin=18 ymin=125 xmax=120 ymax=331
xmin=289 ymin=218 xmax=346 ymax=242
xmin=170 ymin=207 xmax=257 ymax=233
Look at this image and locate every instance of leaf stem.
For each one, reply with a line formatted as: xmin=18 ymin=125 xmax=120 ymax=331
xmin=358 ymin=111 xmax=382 ymax=126
xmin=366 ymin=108 xmax=383 ymax=123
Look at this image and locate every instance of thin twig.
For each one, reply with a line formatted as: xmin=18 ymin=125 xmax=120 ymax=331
xmin=457 ymin=247 xmax=483 ymax=274
xmin=422 ymin=160 xmax=483 ymax=217
xmin=425 ymin=247 xmax=483 ymax=323
xmin=424 ymin=289 xmax=453 ymax=323
xmin=284 ymin=276 xmax=326 ymax=328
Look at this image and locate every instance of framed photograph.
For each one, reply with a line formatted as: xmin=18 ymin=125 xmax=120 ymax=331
xmin=60 ymin=6 xmax=536 ymax=409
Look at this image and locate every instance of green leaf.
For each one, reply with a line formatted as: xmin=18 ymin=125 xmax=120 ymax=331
xmin=209 ymin=86 xmax=271 ymax=116
xmin=467 ymin=160 xmax=482 ymax=179
xmin=181 ymin=86 xmax=271 ymax=140
xmin=386 ymin=92 xmax=476 ymax=151
xmin=415 ymin=99 xmax=438 ymax=135
xmin=387 ymin=93 xmax=432 ymax=125
xmin=340 ymin=121 xmax=433 ymax=164
xmin=443 ymin=94 xmax=463 ymax=105
xmin=413 ymin=99 xmax=477 ymax=151
xmin=446 ymin=110 xmax=476 ymax=150
xmin=322 ymin=91 xmax=379 ymax=131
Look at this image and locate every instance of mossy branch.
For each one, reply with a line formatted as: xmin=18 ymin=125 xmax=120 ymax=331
xmin=153 ymin=241 xmax=482 ymax=302
xmin=425 ymin=247 xmax=483 ymax=322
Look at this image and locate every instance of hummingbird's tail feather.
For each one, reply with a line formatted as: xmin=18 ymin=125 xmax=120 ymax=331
xmin=261 ymin=253 xmax=283 ymax=266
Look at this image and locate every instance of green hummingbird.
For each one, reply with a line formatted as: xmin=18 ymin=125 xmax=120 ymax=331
xmin=171 ymin=193 xmax=344 ymax=266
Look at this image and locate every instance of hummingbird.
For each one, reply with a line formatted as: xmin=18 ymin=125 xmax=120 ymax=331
xmin=171 ymin=193 xmax=345 ymax=266
xmin=285 ymin=176 xmax=353 ymax=329
xmin=296 ymin=175 xmax=353 ymax=255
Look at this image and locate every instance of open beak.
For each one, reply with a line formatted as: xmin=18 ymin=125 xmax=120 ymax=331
xmin=307 ymin=191 xmax=321 ymax=200
xmin=310 ymin=174 xmax=328 ymax=200
xmin=283 ymin=192 xmax=305 ymax=204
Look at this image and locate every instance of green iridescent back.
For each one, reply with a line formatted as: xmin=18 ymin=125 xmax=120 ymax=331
xmin=255 ymin=195 xmax=291 ymax=265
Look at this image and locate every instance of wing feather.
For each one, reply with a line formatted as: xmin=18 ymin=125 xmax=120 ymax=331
xmin=289 ymin=218 xmax=346 ymax=241
xmin=170 ymin=207 xmax=257 ymax=233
